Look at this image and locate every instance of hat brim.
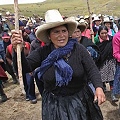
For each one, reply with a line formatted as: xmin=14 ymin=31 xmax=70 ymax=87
xmin=36 ymin=21 xmax=77 ymax=43
xmin=103 ymin=21 xmax=112 ymax=23
xmin=2 ymin=36 xmax=10 ymax=39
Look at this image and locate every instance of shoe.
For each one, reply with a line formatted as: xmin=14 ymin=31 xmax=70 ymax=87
xmin=111 ymin=95 xmax=119 ymax=102
xmin=26 ymin=97 xmax=30 ymax=101
xmin=13 ymin=78 xmax=18 ymax=84
xmin=30 ymin=99 xmax=37 ymax=104
xmin=0 ymin=94 xmax=7 ymax=103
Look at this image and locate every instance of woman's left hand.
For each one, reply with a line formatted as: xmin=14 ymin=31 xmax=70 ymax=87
xmin=94 ymin=87 xmax=106 ymax=105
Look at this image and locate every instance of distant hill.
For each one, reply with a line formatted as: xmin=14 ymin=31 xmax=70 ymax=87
xmin=0 ymin=0 xmax=120 ymax=17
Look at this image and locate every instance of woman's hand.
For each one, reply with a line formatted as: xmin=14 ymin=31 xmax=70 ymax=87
xmin=11 ymin=30 xmax=24 ymax=52
xmin=94 ymin=87 xmax=106 ymax=105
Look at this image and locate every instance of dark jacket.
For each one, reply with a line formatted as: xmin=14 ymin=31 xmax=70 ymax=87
xmin=95 ymin=35 xmax=113 ymax=68
xmin=13 ymin=40 xmax=103 ymax=96
xmin=80 ymin=36 xmax=100 ymax=62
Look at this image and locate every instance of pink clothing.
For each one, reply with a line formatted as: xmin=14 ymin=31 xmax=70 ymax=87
xmin=108 ymin=29 xmax=112 ymax=36
xmin=112 ymin=30 xmax=120 ymax=62
xmin=82 ymin=29 xmax=91 ymax=39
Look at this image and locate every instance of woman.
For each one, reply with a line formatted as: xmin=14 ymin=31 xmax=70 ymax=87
xmin=11 ymin=10 xmax=105 ymax=120
xmin=70 ymin=19 xmax=99 ymax=62
xmin=94 ymin=26 xmax=118 ymax=102
xmin=103 ymin=17 xmax=115 ymax=36
xmin=112 ymin=18 xmax=120 ymax=99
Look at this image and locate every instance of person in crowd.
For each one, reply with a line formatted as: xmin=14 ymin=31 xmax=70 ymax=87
xmin=70 ymin=19 xmax=99 ymax=63
xmin=28 ymin=27 xmax=37 ymax=42
xmin=0 ymin=37 xmax=8 ymax=103
xmin=7 ymin=39 xmax=37 ymax=104
xmin=70 ymin=18 xmax=100 ymax=93
xmin=11 ymin=9 xmax=105 ymax=120
xmin=103 ymin=17 xmax=115 ymax=36
xmin=94 ymin=26 xmax=118 ymax=102
xmin=80 ymin=19 xmax=92 ymax=39
xmin=1 ymin=18 xmax=11 ymax=33
xmin=113 ymin=16 xmax=119 ymax=33
xmin=26 ymin=20 xmax=35 ymax=33
xmin=0 ymin=19 xmax=3 ymax=35
xmin=84 ymin=15 xmax=90 ymax=25
xmin=34 ymin=16 xmax=44 ymax=27
xmin=19 ymin=20 xmax=31 ymax=43
xmin=0 ymin=65 xmax=8 ymax=103
xmin=93 ymin=16 xmax=101 ymax=36
xmin=2 ymin=32 xmax=18 ymax=84
xmin=30 ymin=31 xmax=45 ymax=96
xmin=112 ymin=18 xmax=120 ymax=101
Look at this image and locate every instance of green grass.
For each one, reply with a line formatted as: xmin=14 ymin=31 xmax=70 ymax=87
xmin=0 ymin=0 xmax=120 ymax=17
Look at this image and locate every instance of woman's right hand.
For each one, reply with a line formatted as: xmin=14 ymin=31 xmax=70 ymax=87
xmin=11 ymin=30 xmax=24 ymax=52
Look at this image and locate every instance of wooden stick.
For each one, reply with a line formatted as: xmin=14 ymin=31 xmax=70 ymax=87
xmin=14 ymin=0 xmax=25 ymax=94
xmin=86 ymin=0 xmax=94 ymax=43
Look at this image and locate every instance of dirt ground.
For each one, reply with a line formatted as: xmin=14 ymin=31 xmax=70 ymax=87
xmin=0 ymin=76 xmax=120 ymax=120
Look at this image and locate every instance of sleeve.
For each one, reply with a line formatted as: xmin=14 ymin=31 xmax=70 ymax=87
xmin=112 ymin=35 xmax=120 ymax=62
xmin=79 ymin=45 xmax=103 ymax=89
xmin=12 ymin=47 xmax=43 ymax=74
xmin=6 ymin=48 xmax=13 ymax=65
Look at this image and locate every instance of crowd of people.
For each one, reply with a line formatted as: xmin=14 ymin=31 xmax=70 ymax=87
xmin=0 ymin=9 xmax=120 ymax=119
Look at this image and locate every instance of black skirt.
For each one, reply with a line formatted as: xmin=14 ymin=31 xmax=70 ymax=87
xmin=42 ymin=85 xmax=103 ymax=120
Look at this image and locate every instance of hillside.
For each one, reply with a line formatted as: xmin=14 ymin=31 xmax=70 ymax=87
xmin=0 ymin=0 xmax=120 ymax=17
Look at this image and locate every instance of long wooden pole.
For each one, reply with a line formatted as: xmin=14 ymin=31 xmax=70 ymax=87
xmin=14 ymin=0 xmax=25 ymax=94
xmin=86 ymin=0 xmax=94 ymax=43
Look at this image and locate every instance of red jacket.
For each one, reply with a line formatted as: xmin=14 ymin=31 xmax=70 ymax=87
xmin=0 ymin=65 xmax=8 ymax=80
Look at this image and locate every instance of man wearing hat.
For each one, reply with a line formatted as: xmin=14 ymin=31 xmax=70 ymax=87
xmin=1 ymin=32 xmax=18 ymax=84
xmin=11 ymin=9 xmax=105 ymax=120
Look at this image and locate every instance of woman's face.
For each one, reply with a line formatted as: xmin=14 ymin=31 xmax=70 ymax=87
xmin=104 ymin=22 xmax=111 ymax=29
xmin=99 ymin=29 xmax=108 ymax=40
xmin=95 ymin=20 xmax=101 ymax=26
xmin=71 ymin=28 xmax=81 ymax=42
xmin=49 ymin=25 xmax=69 ymax=48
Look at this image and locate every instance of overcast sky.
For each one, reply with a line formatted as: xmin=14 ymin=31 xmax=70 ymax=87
xmin=0 ymin=0 xmax=46 ymax=5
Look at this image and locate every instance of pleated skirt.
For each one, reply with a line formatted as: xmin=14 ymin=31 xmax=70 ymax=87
xmin=99 ymin=59 xmax=116 ymax=82
xmin=42 ymin=85 xmax=103 ymax=120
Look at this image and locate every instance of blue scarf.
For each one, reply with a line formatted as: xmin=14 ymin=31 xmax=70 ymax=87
xmin=35 ymin=38 xmax=77 ymax=87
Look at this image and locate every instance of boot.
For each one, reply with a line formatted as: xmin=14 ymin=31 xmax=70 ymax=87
xmin=0 ymin=85 xmax=7 ymax=103
xmin=11 ymin=74 xmax=18 ymax=84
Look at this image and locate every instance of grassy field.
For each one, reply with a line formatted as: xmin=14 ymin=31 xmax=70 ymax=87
xmin=0 ymin=0 xmax=120 ymax=18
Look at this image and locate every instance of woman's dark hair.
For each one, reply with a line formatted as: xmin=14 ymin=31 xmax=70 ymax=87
xmin=98 ymin=26 xmax=108 ymax=35
xmin=118 ymin=19 xmax=120 ymax=30
xmin=104 ymin=22 xmax=113 ymax=29
xmin=47 ymin=24 xmax=68 ymax=36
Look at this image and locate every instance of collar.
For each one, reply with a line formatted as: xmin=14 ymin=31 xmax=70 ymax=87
xmin=99 ymin=36 xmax=109 ymax=43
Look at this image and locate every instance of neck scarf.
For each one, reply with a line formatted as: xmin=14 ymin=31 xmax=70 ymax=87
xmin=35 ymin=38 xmax=77 ymax=87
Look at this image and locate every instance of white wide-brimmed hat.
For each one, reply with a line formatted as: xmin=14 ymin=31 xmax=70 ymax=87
xmin=93 ymin=16 xmax=101 ymax=22
xmin=36 ymin=9 xmax=77 ymax=43
xmin=103 ymin=17 xmax=112 ymax=23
